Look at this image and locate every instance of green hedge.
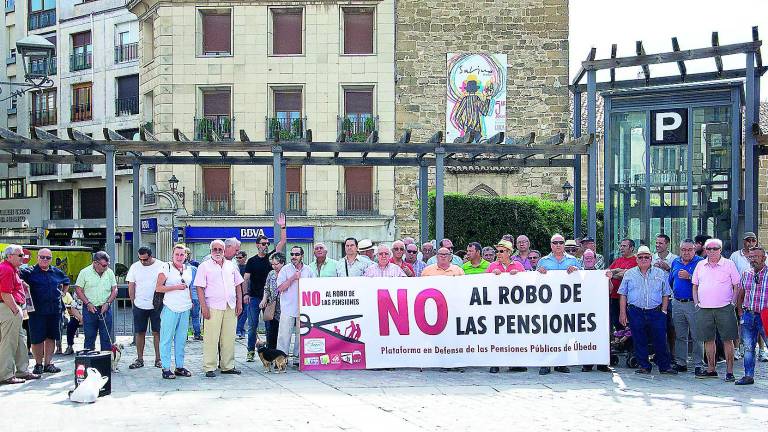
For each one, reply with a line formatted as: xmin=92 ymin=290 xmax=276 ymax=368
xmin=428 ymin=193 xmax=603 ymax=254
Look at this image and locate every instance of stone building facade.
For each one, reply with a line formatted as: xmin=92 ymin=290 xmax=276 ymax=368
xmin=394 ymin=0 xmax=571 ymax=238
xmin=128 ymin=0 xmax=397 ymax=259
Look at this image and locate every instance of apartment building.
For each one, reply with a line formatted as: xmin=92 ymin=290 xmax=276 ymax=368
xmin=128 ymin=0 xmax=396 ymax=260
xmin=1 ymin=0 xmax=141 ymax=263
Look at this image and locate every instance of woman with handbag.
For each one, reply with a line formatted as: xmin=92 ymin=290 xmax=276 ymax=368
xmin=260 ymin=252 xmax=285 ymax=350
xmin=155 ymin=244 xmax=194 ymax=379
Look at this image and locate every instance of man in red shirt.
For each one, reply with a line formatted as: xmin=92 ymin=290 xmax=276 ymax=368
xmin=390 ymin=240 xmax=415 ymax=277
xmin=0 ymin=244 xmax=41 ymax=384
xmin=607 ymin=239 xmax=638 ymax=332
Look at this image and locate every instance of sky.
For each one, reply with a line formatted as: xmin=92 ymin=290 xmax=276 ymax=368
xmin=570 ymin=0 xmax=768 ymax=100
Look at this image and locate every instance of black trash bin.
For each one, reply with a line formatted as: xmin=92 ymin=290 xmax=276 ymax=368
xmin=74 ymin=350 xmax=111 ymax=397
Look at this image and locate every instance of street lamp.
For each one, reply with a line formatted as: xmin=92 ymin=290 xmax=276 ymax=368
xmin=168 ymin=174 xmax=179 ymax=193
xmin=0 ymin=35 xmax=55 ymax=102
xmin=562 ymin=180 xmax=573 ymax=202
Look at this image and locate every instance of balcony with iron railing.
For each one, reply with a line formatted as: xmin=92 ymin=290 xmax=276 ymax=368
xmin=265 ymin=192 xmax=307 ymax=216
xmin=193 ymin=190 xmax=236 ymax=216
xmin=337 ymin=192 xmax=379 ymax=216
xmin=143 ymin=192 xmax=157 ymax=205
xmin=70 ymin=51 xmax=92 ymax=72
xmin=28 ymin=9 xmax=55 ymax=31
xmin=266 ymin=117 xmax=306 ymax=141
xmin=30 ymin=57 xmax=56 ymax=75
xmin=71 ymin=104 xmax=92 ymax=122
xmin=71 ymin=162 xmax=93 ymax=173
xmin=114 ymin=43 xmax=138 ymax=63
xmin=115 ymin=97 xmax=139 ymax=116
xmin=194 ymin=116 xmax=235 ymax=141
xmin=31 ymin=108 xmax=57 ymax=126
xmin=30 ymin=162 xmax=56 ymax=176
xmin=338 ymin=114 xmax=378 ymax=142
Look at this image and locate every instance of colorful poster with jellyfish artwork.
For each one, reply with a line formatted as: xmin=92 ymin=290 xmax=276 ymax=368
xmin=446 ymin=53 xmax=507 ymax=143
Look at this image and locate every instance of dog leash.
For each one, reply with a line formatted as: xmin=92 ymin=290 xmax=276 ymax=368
xmin=97 ymin=309 xmax=115 ymax=351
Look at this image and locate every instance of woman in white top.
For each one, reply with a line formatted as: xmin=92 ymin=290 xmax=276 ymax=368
xmin=156 ymin=244 xmax=194 ymax=379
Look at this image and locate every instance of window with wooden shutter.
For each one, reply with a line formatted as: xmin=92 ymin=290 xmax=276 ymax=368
xmin=343 ymin=8 xmax=374 ymax=54
xmin=272 ymin=9 xmax=302 ymax=55
xmin=201 ymin=9 xmax=232 ymax=55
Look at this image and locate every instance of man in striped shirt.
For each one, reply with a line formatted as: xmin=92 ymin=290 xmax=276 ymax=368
xmin=735 ymin=246 xmax=768 ymax=385
xmin=364 ymin=245 xmax=406 ymax=278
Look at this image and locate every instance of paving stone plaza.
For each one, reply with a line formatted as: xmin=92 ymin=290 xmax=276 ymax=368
xmin=2 ymin=334 xmax=766 ymax=431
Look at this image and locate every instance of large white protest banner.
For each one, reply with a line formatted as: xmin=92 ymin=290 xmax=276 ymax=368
xmin=298 ymin=271 xmax=609 ymax=370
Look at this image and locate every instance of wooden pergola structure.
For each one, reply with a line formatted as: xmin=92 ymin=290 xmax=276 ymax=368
xmin=571 ymin=27 xmax=767 ymax=256
xmin=0 ymin=126 xmax=593 ymax=265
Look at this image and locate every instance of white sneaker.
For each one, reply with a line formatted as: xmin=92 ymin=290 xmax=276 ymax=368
xmin=760 ymin=348 xmax=768 ymax=362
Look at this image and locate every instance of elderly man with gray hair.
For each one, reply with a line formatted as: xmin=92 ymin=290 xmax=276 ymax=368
xmin=0 ymin=244 xmax=41 ymax=384
xmin=364 ymin=245 xmax=406 ymax=277
xmin=310 ymin=242 xmax=337 ymax=277
xmin=74 ymin=251 xmax=118 ymax=353
xmin=692 ymin=238 xmax=741 ymax=381
xmin=194 ymin=239 xmax=244 ymax=377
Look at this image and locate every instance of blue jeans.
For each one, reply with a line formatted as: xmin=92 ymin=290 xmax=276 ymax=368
xmin=83 ymin=306 xmax=113 ymax=351
xmin=236 ymin=303 xmax=248 ymax=336
xmin=190 ymin=299 xmax=201 ymax=336
xmin=627 ymin=305 xmax=671 ymax=371
xmin=246 ymin=298 xmax=262 ymax=351
xmin=160 ymin=306 xmax=191 ymax=370
xmin=740 ymin=310 xmax=767 ymax=377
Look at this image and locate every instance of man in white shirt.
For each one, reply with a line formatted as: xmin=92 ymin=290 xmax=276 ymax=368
xmin=652 ymin=234 xmax=679 ymax=272
xmin=730 ymin=232 xmax=757 ymax=275
xmin=126 ymin=246 xmax=165 ymax=369
xmin=277 ymin=246 xmax=315 ymax=365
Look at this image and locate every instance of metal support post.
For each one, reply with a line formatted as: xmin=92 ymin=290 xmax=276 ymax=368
xmin=272 ymin=146 xmax=283 ymax=244
xmin=132 ymin=163 xmax=141 ymax=258
xmin=573 ymin=91 xmax=582 ymax=238
xmin=435 ymin=147 xmax=445 ymax=242
xmin=586 ymin=70 xmax=598 ymax=240
xmin=105 ymin=148 xmax=116 ymax=269
xmin=419 ymin=163 xmax=429 ymax=244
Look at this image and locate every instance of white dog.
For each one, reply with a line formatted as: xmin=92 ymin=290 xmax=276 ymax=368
xmin=69 ymin=368 xmax=109 ymax=403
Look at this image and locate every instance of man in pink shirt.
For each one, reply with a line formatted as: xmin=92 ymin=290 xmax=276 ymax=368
xmin=195 ymin=239 xmax=244 ymax=377
xmin=365 ymin=245 xmax=407 ymax=277
xmin=692 ymin=238 xmax=741 ymax=381
xmin=487 ymin=240 xmax=525 ymax=275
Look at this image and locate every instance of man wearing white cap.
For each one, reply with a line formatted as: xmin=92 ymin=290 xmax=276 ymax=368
xmin=730 ymin=232 xmax=758 ymax=275
xmin=618 ymin=245 xmax=676 ymax=375
xmin=358 ymin=239 xmax=375 ymax=262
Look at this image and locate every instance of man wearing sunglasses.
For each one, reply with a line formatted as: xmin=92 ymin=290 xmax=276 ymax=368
xmin=426 ymin=238 xmax=463 ymax=266
xmin=536 ymin=234 xmax=581 ymax=375
xmin=195 ymin=239 xmax=245 ymax=377
xmin=243 ymin=215 xmax=287 ymax=362
xmin=277 ymin=246 xmax=314 ymax=365
xmin=74 ymin=251 xmax=118 ymax=353
xmin=692 ymin=238 xmax=741 ymax=381
xmin=0 ymin=244 xmax=41 ymax=384
xmin=618 ymin=245 xmax=675 ymax=375
xmin=20 ymin=248 xmax=70 ymax=375
xmin=404 ymin=243 xmax=426 ymax=277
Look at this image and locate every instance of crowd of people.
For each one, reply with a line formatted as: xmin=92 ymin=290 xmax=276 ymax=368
xmin=1 ymin=222 xmax=766 ymax=386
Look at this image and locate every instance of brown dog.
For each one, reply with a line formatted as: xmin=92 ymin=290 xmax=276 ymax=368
xmin=257 ymin=346 xmax=288 ymax=373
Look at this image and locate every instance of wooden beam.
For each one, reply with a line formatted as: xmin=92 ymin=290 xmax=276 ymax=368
xmin=571 ymin=47 xmax=597 ymax=86
xmin=610 ymin=44 xmax=617 ymax=86
xmin=0 ymin=153 xmax=577 ymax=168
xmin=636 ymin=41 xmax=650 ymax=81
xmin=140 ymin=125 xmax=158 ymax=143
xmin=582 ymin=40 xmax=761 ymax=71
xmin=671 ymin=37 xmax=687 ymax=79
xmin=712 ymin=32 xmax=723 ymax=76
xmin=570 ymin=68 xmax=752 ymax=92
xmin=103 ymin=128 xmax=127 ymax=141
xmin=239 ymin=130 xmax=256 ymax=158
xmin=541 ymin=132 xmax=565 ymax=145
xmin=754 ymin=26 xmax=763 ymax=69
xmin=32 ymin=127 xmax=59 ymax=142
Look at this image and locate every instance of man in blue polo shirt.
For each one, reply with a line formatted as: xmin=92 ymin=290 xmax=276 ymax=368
xmin=537 ymin=233 xmax=581 ymax=375
xmin=668 ymin=239 xmax=705 ymax=375
xmin=20 ymin=248 xmax=70 ymax=375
